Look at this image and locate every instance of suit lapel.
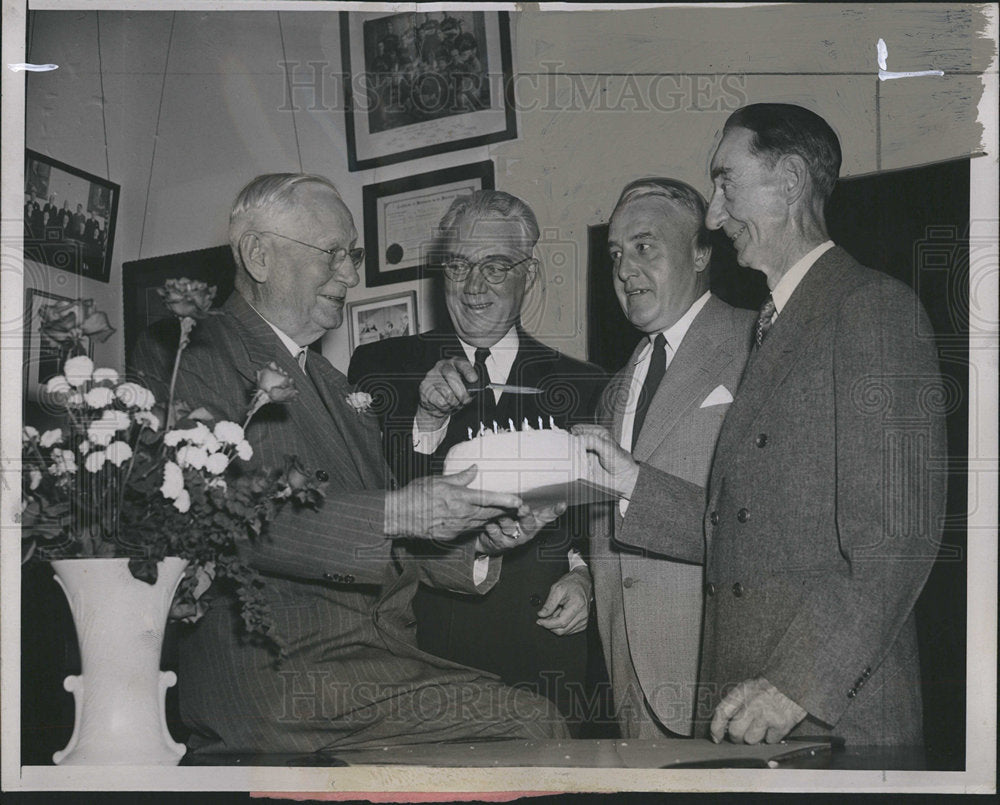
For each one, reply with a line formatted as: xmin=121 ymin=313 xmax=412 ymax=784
xmin=633 ymin=296 xmax=736 ymax=462
xmin=225 ymin=293 xmax=387 ymax=490
xmin=713 ymin=249 xmax=847 ymax=473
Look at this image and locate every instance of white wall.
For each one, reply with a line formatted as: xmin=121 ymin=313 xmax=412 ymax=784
xmin=24 ymin=5 xmax=992 ymax=374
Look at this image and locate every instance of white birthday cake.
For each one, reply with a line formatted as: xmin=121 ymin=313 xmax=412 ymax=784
xmin=443 ymin=418 xmax=612 ymax=506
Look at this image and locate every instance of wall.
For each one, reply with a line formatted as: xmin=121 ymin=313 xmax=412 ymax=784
xmin=24 ymin=5 xmax=993 ymax=375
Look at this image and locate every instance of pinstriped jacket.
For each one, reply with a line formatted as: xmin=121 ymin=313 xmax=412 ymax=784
xmin=616 ymin=248 xmax=946 ymax=745
xmin=130 ymin=291 xmax=507 ymax=753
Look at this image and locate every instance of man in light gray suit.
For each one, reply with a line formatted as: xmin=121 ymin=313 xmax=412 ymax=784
xmin=580 ymin=104 xmax=945 ymax=747
xmin=591 ymin=178 xmax=754 ymax=738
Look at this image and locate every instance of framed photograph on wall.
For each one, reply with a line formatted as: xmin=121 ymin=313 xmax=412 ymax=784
xmin=362 ymin=160 xmax=495 ymax=287
xmin=340 ymin=10 xmax=516 ymax=170
xmin=347 ymin=291 xmax=418 ymax=353
xmin=23 ymin=149 xmax=120 ymax=283
xmin=23 ymin=288 xmax=95 ymax=401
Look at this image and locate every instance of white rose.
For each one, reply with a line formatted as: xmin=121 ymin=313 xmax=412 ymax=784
xmin=235 ymin=440 xmax=253 ymax=461
xmin=115 ymin=382 xmax=154 ymax=410
xmin=84 ymin=451 xmax=107 ymax=472
xmin=105 ymin=441 xmax=133 ymax=467
xmin=92 ymin=368 xmax=119 ymax=385
xmin=22 ymin=426 xmax=39 ymax=442
xmin=159 ymin=460 xmax=184 ymax=500
xmin=173 ymin=489 xmax=191 ymax=514
xmin=84 ymin=386 xmax=115 ymax=409
xmin=78 ymin=440 xmax=92 ymax=454
xmin=39 ymin=429 xmax=62 ymax=448
xmin=45 ymin=375 xmax=71 ymax=396
xmin=63 ymin=356 xmax=95 ymax=387
xmin=176 ymin=445 xmax=208 ymax=470
xmin=213 ymin=421 xmax=244 ymax=444
xmin=134 ymin=410 xmax=161 ymax=431
xmin=205 ymin=452 xmax=229 ymax=475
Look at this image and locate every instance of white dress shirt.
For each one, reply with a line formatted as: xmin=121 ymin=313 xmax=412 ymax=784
xmin=618 ymin=290 xmax=711 ymax=514
xmin=770 ymin=240 xmax=834 ymax=319
xmin=249 ymin=302 xmax=309 ymax=367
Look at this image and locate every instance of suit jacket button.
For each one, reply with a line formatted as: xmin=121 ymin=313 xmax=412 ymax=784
xmin=623 ymin=577 xmax=635 ymax=589
xmin=847 ymin=689 xmax=857 ymax=699
xmin=705 ymin=583 xmax=716 ymax=597
xmin=316 ymin=469 xmax=329 ymax=482
xmin=863 ymin=667 xmax=871 ymax=678
xmin=732 ymin=582 xmax=744 ymax=597
xmin=709 ymin=511 xmax=720 ymax=525
xmin=344 ymin=574 xmax=355 ymax=584
xmin=736 ymin=508 xmax=750 ymax=523
xmin=322 ymin=572 xmax=333 ymax=581
xmin=755 ymin=433 xmax=768 ymax=448
xmin=529 ymin=594 xmax=543 ymax=608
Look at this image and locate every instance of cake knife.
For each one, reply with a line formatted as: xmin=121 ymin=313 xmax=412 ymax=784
xmin=470 ymin=383 xmax=543 ymax=395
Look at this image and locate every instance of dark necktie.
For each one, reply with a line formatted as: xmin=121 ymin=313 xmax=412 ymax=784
xmin=755 ymin=293 xmax=776 ymax=347
xmin=632 ymin=333 xmax=666 ymax=451
xmin=473 ymin=347 xmax=497 ymax=426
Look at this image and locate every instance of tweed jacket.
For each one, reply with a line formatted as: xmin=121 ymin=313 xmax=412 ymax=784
xmin=616 ymin=247 xmax=946 ymax=745
xmin=592 ymin=295 xmax=754 ymax=736
xmin=348 ymin=327 xmax=607 ymax=711
xmin=128 ymin=293 xmax=546 ymax=754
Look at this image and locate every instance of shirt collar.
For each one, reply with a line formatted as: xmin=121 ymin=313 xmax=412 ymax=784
xmin=457 ymin=326 xmax=520 ymax=386
xmin=246 ymin=300 xmax=307 ymax=359
xmin=771 ymin=241 xmax=834 ymax=315
xmin=632 ymin=291 xmax=711 ymax=365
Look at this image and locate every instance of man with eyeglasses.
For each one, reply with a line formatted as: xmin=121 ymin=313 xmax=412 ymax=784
xmin=349 ymin=190 xmax=607 ymax=733
xmin=131 ymin=174 xmax=571 ymax=755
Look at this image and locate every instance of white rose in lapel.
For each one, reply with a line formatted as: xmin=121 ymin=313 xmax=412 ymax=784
xmin=345 ymin=391 xmax=373 ymax=414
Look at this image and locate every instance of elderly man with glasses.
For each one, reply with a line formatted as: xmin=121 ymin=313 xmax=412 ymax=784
xmin=131 ymin=174 xmax=572 ymax=756
xmin=349 ymin=190 xmax=607 ymax=733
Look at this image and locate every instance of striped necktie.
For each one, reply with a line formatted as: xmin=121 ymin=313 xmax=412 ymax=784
xmin=755 ymin=294 xmax=776 ymax=347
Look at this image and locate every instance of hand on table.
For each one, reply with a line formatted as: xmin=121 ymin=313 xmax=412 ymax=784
xmin=536 ymin=567 xmax=591 ymax=635
xmin=571 ymin=424 xmax=640 ymax=499
xmin=710 ymin=677 xmax=808 ymax=744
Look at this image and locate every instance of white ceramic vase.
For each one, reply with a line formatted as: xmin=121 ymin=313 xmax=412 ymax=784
xmin=50 ymin=557 xmax=188 ymax=765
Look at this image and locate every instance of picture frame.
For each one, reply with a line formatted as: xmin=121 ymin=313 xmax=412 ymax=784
xmin=362 ymin=160 xmax=495 ymax=287
xmin=23 ymin=149 xmax=120 ymax=284
xmin=340 ymin=10 xmax=516 ymax=171
xmin=347 ymin=290 xmax=418 ymax=354
xmin=22 ymin=288 xmax=95 ymax=402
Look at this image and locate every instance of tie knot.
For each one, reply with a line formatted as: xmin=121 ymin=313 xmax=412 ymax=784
xmin=755 ymin=294 xmax=777 ymax=347
xmin=652 ymin=333 xmax=667 ymax=352
xmin=474 ymin=347 xmax=491 ymax=364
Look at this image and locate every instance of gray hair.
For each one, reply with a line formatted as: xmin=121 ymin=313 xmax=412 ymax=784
xmin=611 ymin=177 xmax=712 ymax=251
xmin=229 ymin=173 xmax=342 ymax=268
xmin=436 ymin=190 xmax=540 ymax=254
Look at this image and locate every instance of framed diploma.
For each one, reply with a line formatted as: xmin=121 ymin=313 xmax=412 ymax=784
xmin=340 ymin=10 xmax=516 ymax=170
xmin=361 ymin=160 xmax=495 ymax=287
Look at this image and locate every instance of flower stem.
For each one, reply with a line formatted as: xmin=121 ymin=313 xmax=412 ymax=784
xmin=166 ymin=317 xmax=195 ymax=431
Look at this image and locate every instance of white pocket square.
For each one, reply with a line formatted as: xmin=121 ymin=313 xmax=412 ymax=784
xmin=700 ymin=385 xmax=734 ymax=407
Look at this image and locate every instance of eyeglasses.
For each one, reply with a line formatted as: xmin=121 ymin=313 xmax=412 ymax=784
xmin=441 ymin=255 xmax=534 ymax=284
xmin=260 ymin=231 xmax=365 ymax=269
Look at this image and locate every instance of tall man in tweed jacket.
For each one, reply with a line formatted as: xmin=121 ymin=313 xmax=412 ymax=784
xmin=131 ymin=174 xmax=569 ymax=754
xmin=592 ymin=178 xmax=754 ymax=738
xmin=579 ymin=104 xmax=946 ymax=746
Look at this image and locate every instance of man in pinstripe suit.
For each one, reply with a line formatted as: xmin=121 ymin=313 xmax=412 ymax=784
xmin=131 ymin=174 xmax=569 ymax=755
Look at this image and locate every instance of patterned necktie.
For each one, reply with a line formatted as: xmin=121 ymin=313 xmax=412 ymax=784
xmin=473 ymin=347 xmax=497 ymax=426
xmin=632 ymin=333 xmax=667 ymax=451
xmin=755 ymin=294 xmax=776 ymax=347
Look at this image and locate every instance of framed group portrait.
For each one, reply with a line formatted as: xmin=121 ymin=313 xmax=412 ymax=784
xmin=340 ymin=10 xmax=516 ymax=170
xmin=361 ymin=160 xmax=495 ymax=288
xmin=23 ymin=150 xmax=120 ymax=284
xmin=346 ymin=290 xmax=418 ymax=354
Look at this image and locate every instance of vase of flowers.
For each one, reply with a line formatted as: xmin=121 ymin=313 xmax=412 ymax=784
xmin=20 ymin=280 xmax=323 ymax=765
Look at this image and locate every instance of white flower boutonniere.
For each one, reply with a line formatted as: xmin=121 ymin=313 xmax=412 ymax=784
xmin=346 ymin=391 xmax=373 ymax=414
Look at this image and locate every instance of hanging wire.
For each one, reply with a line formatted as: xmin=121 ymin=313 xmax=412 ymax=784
xmin=277 ymin=10 xmax=304 ymax=173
